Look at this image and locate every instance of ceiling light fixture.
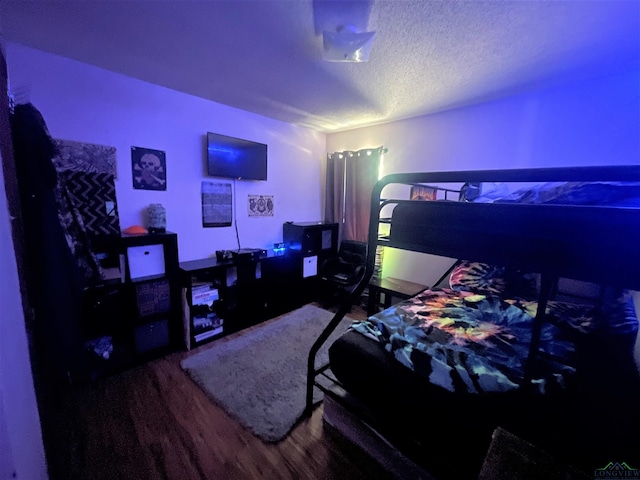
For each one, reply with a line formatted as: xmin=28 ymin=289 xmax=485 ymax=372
xmin=322 ymin=25 xmax=376 ymax=63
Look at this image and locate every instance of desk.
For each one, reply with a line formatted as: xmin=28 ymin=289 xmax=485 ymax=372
xmin=367 ymin=277 xmax=428 ymax=316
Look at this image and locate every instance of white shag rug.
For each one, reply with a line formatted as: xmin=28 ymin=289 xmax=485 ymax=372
xmin=180 ymin=304 xmax=353 ymax=442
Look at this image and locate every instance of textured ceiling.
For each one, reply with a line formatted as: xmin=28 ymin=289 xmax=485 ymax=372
xmin=1 ymin=1 xmax=638 ymax=133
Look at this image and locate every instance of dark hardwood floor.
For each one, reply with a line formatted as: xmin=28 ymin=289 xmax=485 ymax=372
xmin=42 ymin=302 xmax=393 ymax=480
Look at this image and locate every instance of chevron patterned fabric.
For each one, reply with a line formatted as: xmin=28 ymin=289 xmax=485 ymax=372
xmin=60 ymin=170 xmax=120 ymax=235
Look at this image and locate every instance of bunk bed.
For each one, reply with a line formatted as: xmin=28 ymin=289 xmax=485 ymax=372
xmin=306 ymin=166 xmax=640 ymax=479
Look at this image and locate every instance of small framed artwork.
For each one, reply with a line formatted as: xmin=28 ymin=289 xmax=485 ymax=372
xmin=132 ymin=146 xmax=167 ymax=191
xmin=410 ymin=185 xmax=436 ymax=201
xmin=248 ymin=195 xmax=274 ymax=217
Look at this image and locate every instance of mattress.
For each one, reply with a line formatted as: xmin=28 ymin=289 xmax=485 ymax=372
xmin=348 ymin=288 xmax=603 ymax=395
xmin=475 ymin=180 xmax=640 ymax=207
xmin=328 ymin=285 xmax=640 ymax=474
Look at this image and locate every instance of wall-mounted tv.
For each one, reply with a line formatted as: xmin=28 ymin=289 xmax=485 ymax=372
xmin=207 ymin=132 xmax=267 ymax=181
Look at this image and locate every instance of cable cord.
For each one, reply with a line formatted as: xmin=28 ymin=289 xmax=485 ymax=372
xmin=233 ymin=179 xmax=241 ymax=249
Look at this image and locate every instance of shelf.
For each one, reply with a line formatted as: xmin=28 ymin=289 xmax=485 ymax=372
xmin=76 ymin=232 xmax=180 ymax=383
xmin=180 ymin=251 xmax=319 ymax=349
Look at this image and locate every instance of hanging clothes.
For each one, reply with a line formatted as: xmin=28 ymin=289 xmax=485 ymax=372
xmin=10 ymin=103 xmax=87 ymax=386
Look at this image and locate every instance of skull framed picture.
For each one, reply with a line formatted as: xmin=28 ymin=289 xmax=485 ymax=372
xmin=132 ymin=146 xmax=167 ymax=191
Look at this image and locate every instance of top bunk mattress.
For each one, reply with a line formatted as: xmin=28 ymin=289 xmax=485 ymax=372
xmin=473 ymin=180 xmax=640 ymax=207
xmin=383 ymin=178 xmax=640 ymax=290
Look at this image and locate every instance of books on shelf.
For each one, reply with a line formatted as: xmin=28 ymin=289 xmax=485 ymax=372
xmin=193 ymin=313 xmax=223 ymax=331
xmin=194 ymin=328 xmax=222 ymax=343
xmin=192 ymin=287 xmax=219 ymax=307
xmin=191 ymin=281 xmax=211 ymax=292
xmin=193 ymin=313 xmax=224 ymax=343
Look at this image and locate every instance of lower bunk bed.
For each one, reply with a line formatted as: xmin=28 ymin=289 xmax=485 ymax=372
xmin=307 ymin=166 xmax=640 ymax=479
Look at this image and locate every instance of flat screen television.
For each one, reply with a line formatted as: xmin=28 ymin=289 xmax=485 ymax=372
xmin=207 ymin=132 xmax=267 ymax=181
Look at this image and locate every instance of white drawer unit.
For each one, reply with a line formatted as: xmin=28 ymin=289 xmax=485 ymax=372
xmin=127 ymin=243 xmax=165 ymax=281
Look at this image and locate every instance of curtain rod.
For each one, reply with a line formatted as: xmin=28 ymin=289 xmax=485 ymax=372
xmin=328 ymin=146 xmax=387 ymax=158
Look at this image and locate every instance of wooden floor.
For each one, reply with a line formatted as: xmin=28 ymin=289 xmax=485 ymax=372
xmin=41 ymin=302 xmax=393 ymax=480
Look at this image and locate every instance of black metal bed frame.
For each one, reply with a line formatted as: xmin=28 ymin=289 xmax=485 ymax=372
xmin=305 ymin=166 xmax=640 ymax=469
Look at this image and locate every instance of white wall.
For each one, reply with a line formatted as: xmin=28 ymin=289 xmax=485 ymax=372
xmin=0 ymin=153 xmax=48 ymax=478
xmin=2 ymin=40 xmax=327 ymax=480
xmin=327 ymin=70 xmax=640 ymax=285
xmin=5 ymin=42 xmax=326 ymax=262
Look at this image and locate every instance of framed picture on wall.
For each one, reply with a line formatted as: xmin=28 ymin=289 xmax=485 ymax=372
xmin=248 ymin=195 xmax=274 ymax=217
xmin=132 ymin=146 xmax=167 ymax=191
xmin=410 ymin=185 xmax=437 ymax=201
xmin=202 ymin=182 xmax=232 ymax=227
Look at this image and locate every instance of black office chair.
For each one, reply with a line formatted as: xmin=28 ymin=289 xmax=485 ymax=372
xmin=319 ymin=240 xmax=368 ymax=308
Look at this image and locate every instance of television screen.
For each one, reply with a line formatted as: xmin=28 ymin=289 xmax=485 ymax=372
xmin=207 ymin=132 xmax=267 ymax=181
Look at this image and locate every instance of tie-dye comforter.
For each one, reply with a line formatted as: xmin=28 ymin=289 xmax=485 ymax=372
xmin=351 ymin=288 xmax=601 ymax=394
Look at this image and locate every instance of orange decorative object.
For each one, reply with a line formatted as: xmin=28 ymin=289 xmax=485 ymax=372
xmin=123 ymin=225 xmax=148 ymax=235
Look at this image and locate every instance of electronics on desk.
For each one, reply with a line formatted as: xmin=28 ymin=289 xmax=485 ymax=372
xmin=230 ymin=248 xmax=266 ymax=262
xmin=216 ymin=249 xmax=234 ymax=262
xmin=216 ymin=248 xmax=267 ymax=263
xmin=273 ymin=242 xmax=286 ymax=256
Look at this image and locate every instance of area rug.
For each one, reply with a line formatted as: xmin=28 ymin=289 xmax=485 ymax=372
xmin=180 ymin=304 xmax=354 ymax=443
